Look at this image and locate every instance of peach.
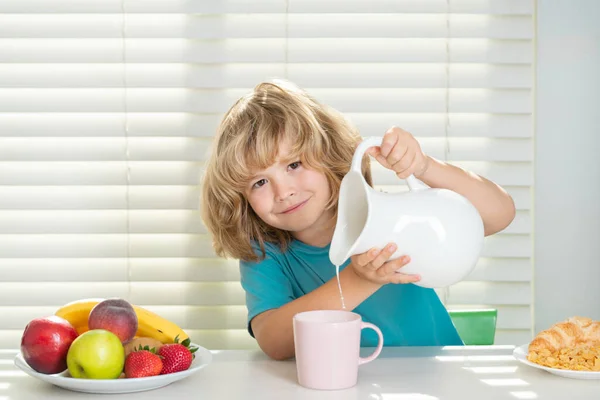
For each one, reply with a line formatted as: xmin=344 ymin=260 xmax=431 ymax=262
xmin=88 ymin=299 xmax=138 ymax=344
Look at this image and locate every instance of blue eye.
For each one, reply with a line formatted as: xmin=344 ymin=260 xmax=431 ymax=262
xmin=252 ymin=179 xmax=267 ymax=189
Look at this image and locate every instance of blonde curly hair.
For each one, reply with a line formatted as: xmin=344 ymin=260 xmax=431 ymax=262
xmin=201 ymin=80 xmax=372 ymax=262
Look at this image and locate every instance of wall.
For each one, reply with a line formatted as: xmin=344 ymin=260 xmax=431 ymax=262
xmin=535 ymin=0 xmax=600 ymax=331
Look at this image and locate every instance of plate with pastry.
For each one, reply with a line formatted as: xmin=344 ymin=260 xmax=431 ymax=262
xmin=513 ymin=316 xmax=600 ymax=379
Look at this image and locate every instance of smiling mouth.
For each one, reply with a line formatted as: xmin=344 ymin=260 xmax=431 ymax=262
xmin=281 ymin=199 xmax=308 ymax=214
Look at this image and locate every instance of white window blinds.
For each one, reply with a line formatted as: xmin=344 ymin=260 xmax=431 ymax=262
xmin=0 ymin=0 xmax=533 ymax=349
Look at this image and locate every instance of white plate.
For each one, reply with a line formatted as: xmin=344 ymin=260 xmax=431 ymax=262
xmin=14 ymin=344 xmax=212 ymax=394
xmin=513 ymin=344 xmax=600 ymax=380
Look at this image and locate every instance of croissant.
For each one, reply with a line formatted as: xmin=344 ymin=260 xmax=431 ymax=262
xmin=528 ymin=316 xmax=600 ymax=353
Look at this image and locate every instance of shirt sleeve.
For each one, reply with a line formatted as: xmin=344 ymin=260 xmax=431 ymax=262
xmin=239 ymin=248 xmax=295 ymax=338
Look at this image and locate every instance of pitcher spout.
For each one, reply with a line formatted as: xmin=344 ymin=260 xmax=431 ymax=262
xmin=329 ymin=171 xmax=372 ymax=266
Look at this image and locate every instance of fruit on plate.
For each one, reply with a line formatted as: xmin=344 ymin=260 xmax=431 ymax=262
xmin=124 ymin=348 xmax=163 ymax=378
xmin=124 ymin=337 xmax=164 ymax=357
xmin=54 ymin=298 xmax=103 ymax=335
xmin=133 ymin=305 xmax=190 ymax=344
xmin=66 ymin=329 xmax=125 ymax=379
xmin=55 ymin=298 xmax=189 ymax=344
xmin=20 ymin=316 xmax=78 ymax=374
xmin=88 ymin=298 xmax=138 ymax=344
xmin=159 ymin=337 xmax=198 ymax=375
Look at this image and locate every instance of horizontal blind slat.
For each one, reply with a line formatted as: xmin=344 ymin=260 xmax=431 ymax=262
xmin=481 ymin=234 xmax=530 ymax=258
xmin=0 ymin=112 xmax=225 ymax=138
xmin=0 ymin=15 xmax=533 ymax=39
xmin=0 ymin=138 xmax=212 ymax=161
xmin=0 ymin=258 xmax=240 ymax=282
xmin=0 ymin=161 xmax=532 ymax=186
xmin=463 ymin=258 xmax=531 ymax=282
xmin=0 ymin=185 xmax=531 ymax=211
xmin=0 ymin=186 xmax=133 ymax=209
xmin=350 ymin=114 xmax=533 ymax=138
xmin=130 ymin=282 xmax=245 ymax=306
xmin=447 ymin=281 xmax=531 ymax=305
xmin=0 ymin=283 xmax=130 ymax=306
xmin=0 ymin=113 xmax=532 ymax=138
xmin=288 ymin=15 xmax=534 ymax=39
xmin=290 ymin=39 xmax=533 ymax=63
xmin=0 ymin=88 xmax=532 ymax=113
xmin=0 ymin=256 xmax=532 ymax=284
xmin=0 ymin=210 xmax=207 ymax=234
xmin=0 ymin=162 xmax=209 ymax=185
xmin=0 ymin=233 xmax=530 ymax=258
xmin=0 ymin=282 xmax=245 ymax=306
xmin=0 ymin=63 xmax=533 ymax=89
xmin=0 ymin=0 xmax=534 ymax=14
xmin=293 ymin=0 xmax=534 ymax=14
xmin=373 ymin=162 xmax=532 ymax=186
xmin=0 ymin=137 xmax=532 ymax=162
xmin=0 ymin=186 xmax=201 ymax=210
xmin=0 ymin=38 xmax=533 ymax=64
xmin=0 ymin=234 xmax=219 ymax=258
xmin=0 ymin=280 xmax=532 ymax=307
xmin=500 ymin=211 xmax=530 ymax=234
xmin=0 ymin=210 xmax=531 ymax=235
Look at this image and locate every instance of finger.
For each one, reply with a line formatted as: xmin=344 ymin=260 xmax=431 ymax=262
xmin=365 ymin=148 xmax=377 ymax=158
xmin=385 ymin=143 xmax=409 ymax=167
xmin=369 ymin=243 xmax=397 ymax=270
xmin=366 ymin=145 xmax=389 ymax=168
xmin=368 ymin=147 xmax=394 ymax=170
xmin=390 ymin=273 xmax=421 ymax=284
xmin=366 ymin=147 xmax=380 ymax=157
xmin=379 ymin=130 xmax=399 ymax=158
xmin=375 ymin=154 xmax=392 ymax=170
xmin=377 ymin=255 xmax=411 ymax=277
xmin=354 ymin=247 xmax=380 ymax=268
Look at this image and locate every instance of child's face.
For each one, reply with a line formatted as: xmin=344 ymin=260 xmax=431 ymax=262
xmin=245 ymin=138 xmax=333 ymax=241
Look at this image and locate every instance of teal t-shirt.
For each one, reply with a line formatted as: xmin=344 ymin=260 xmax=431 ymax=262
xmin=239 ymin=240 xmax=463 ymax=347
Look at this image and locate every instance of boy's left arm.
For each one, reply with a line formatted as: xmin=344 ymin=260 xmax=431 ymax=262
xmin=418 ymin=156 xmax=516 ymax=236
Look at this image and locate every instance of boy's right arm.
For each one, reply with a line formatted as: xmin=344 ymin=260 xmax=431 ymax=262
xmin=251 ymin=243 xmax=419 ymax=361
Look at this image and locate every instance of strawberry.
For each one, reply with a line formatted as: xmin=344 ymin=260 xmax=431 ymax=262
xmin=158 ymin=336 xmax=198 ymax=375
xmin=124 ymin=349 xmax=163 ymax=378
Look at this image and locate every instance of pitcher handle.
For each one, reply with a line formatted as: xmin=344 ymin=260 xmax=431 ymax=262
xmin=351 ymin=136 xmax=429 ymax=191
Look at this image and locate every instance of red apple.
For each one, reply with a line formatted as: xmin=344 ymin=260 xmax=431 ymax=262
xmin=20 ymin=316 xmax=78 ymax=374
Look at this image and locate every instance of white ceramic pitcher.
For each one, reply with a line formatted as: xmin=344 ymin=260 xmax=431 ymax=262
xmin=329 ymin=136 xmax=484 ymax=288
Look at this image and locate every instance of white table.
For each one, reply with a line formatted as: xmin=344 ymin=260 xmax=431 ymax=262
xmin=3 ymin=346 xmax=599 ymax=399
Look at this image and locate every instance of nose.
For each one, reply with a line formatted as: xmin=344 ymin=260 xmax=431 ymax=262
xmin=273 ymin=179 xmax=295 ymax=202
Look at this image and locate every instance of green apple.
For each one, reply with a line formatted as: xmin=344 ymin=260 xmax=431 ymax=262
xmin=66 ymin=329 xmax=125 ymax=379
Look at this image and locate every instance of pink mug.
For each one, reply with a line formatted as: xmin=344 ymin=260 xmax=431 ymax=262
xmin=292 ymin=310 xmax=384 ymax=390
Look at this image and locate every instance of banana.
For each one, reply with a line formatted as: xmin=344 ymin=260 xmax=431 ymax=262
xmin=133 ymin=305 xmax=189 ymax=344
xmin=54 ymin=298 xmax=189 ymax=344
xmin=55 ymin=298 xmax=104 ymax=334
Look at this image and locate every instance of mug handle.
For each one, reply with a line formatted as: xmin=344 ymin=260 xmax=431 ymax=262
xmin=358 ymin=322 xmax=384 ymax=365
xmin=351 ymin=136 xmax=429 ymax=191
